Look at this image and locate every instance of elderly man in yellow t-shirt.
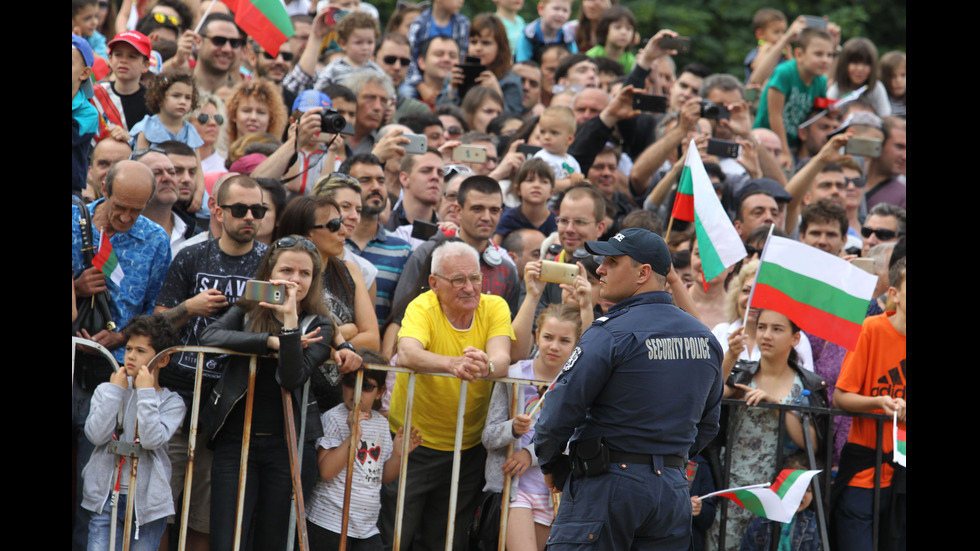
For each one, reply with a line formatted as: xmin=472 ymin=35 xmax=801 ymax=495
xmin=380 ymin=239 xmax=514 ymax=550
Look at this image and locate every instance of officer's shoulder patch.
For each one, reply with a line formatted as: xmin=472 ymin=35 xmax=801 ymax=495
xmin=562 ymin=346 xmax=582 ymax=371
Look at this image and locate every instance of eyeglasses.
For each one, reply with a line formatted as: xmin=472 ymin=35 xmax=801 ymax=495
xmin=151 ymin=12 xmax=180 ymax=27
xmin=446 ymin=125 xmax=464 ymax=138
xmin=745 ymin=245 xmax=763 ymax=257
xmin=274 ymin=235 xmax=318 ymax=251
xmin=313 ymin=217 xmax=344 ymax=232
xmin=202 ymin=35 xmax=245 ymax=49
xmin=382 ymin=55 xmax=412 ymax=67
xmin=860 ymin=227 xmax=898 ymax=240
xmin=196 ymin=113 xmax=225 ymax=125
xmin=262 ymin=50 xmax=295 ymax=62
xmin=220 ymin=203 xmax=268 ymax=219
xmin=556 ymin=217 xmax=596 ymax=229
xmin=130 ymin=146 xmax=167 ymax=160
xmin=443 ymin=164 xmax=472 ymax=178
xmin=844 ymin=177 xmax=866 ymax=188
xmin=434 ymin=272 xmax=483 ymax=288
xmin=342 ymin=379 xmax=379 ymax=392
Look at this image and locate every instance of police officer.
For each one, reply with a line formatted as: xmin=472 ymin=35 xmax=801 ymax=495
xmin=533 ymin=228 xmax=724 ymax=550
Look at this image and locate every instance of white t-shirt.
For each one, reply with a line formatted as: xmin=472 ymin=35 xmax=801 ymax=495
xmin=533 ymin=149 xmax=581 ymax=180
xmin=307 ymin=404 xmax=393 ymax=538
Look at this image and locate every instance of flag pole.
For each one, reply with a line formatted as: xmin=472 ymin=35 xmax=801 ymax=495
xmin=194 ymin=1 xmax=216 ymax=33
xmin=742 ymin=223 xmax=776 ymax=329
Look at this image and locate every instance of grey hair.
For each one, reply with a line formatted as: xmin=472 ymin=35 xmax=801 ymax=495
xmin=699 ymin=73 xmax=744 ymax=100
xmin=342 ymin=69 xmax=396 ymax=100
xmin=431 ymin=241 xmax=480 ymax=276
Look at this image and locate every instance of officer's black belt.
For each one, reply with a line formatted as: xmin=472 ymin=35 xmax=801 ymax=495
xmin=608 ymin=451 xmax=686 ymax=468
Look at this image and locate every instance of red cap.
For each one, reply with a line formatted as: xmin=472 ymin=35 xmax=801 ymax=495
xmin=108 ymin=31 xmax=152 ymax=58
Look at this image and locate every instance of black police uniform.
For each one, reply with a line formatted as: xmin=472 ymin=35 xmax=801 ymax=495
xmin=534 ymin=290 xmax=724 ymax=550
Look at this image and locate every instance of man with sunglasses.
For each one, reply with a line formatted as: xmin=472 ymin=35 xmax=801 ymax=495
xmin=194 ymin=13 xmax=246 ymax=94
xmin=153 ymin=175 xmax=269 ymax=550
xmin=376 ymin=33 xmax=431 ymax=121
xmin=248 ymin=37 xmax=294 ymax=87
xmin=861 ymin=203 xmax=904 ymax=257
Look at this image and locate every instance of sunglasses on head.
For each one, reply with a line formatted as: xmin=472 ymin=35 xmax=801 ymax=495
xmin=220 ymin=203 xmax=268 ymax=219
xmin=274 ymin=235 xmax=318 ymax=251
xmin=313 ymin=217 xmax=344 ymax=232
xmin=197 ymin=113 xmax=225 ymax=125
xmin=151 ymin=12 xmax=180 ymax=27
xmin=203 ymin=35 xmax=245 ymax=49
xmin=262 ymin=50 xmax=295 ymax=62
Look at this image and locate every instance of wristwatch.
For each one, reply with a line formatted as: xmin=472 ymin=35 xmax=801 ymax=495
xmin=333 ymin=341 xmax=355 ymax=352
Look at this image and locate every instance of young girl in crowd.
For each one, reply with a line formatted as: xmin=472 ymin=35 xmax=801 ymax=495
xmin=828 ymin=37 xmax=891 ymax=117
xmin=483 ymin=305 xmax=583 ymax=551
xmin=130 ymin=70 xmax=204 ymax=150
xmin=879 ymin=50 xmax=906 ymax=118
xmin=494 ymin=158 xmax=558 ymax=244
xmin=307 ymin=366 xmax=422 ymax=550
xmin=585 ymin=6 xmax=637 ymax=73
xmin=457 ymin=14 xmax=523 ymax=115
xmin=567 ymin=0 xmax=612 ymax=53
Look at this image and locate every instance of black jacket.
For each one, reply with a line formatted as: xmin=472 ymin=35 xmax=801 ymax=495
xmin=199 ymin=305 xmax=334 ymax=446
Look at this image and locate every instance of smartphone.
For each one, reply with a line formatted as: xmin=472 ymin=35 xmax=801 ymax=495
xmin=517 ymin=144 xmax=542 ymax=158
xmin=403 ymin=133 xmax=428 ymax=155
xmin=458 ymin=56 xmax=486 ymax=101
xmin=411 ymin=220 xmax=439 ymax=241
xmin=632 ymin=93 xmax=669 ymax=113
xmin=539 ymin=260 xmax=578 ymax=285
xmin=659 ymin=36 xmax=691 ymax=54
xmin=844 ymin=137 xmax=882 ymax=158
xmin=452 ymin=145 xmax=488 ymax=163
xmin=243 ymin=280 xmax=286 ymax=304
xmin=802 ymin=15 xmax=827 ymax=29
xmin=323 ymin=7 xmax=349 ymax=26
xmin=743 ymin=88 xmax=759 ymax=103
xmin=707 ymin=138 xmax=740 ymax=158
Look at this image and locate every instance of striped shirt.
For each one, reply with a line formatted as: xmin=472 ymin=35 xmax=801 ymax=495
xmin=346 ymin=223 xmax=413 ymax=323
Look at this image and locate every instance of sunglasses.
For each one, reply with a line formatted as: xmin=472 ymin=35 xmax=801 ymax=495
xmin=203 ymin=35 xmax=245 ymax=49
xmin=381 ymin=55 xmax=412 ymax=67
xmin=547 ymin=243 xmax=563 ymax=256
xmin=446 ymin=125 xmax=464 ymax=138
xmin=151 ymin=12 xmax=180 ymax=27
xmin=342 ymin=379 xmax=379 ymax=392
xmin=262 ymin=50 xmax=295 ymax=62
xmin=274 ymin=235 xmax=318 ymax=251
xmin=196 ymin=113 xmax=225 ymax=125
xmin=860 ymin=227 xmax=898 ymax=240
xmin=844 ymin=177 xmax=866 ymax=189
xmin=313 ymin=217 xmax=344 ymax=232
xmin=220 ymin=203 xmax=268 ymax=219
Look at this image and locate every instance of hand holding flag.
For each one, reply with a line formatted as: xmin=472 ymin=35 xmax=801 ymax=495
xmin=702 ymin=469 xmax=822 ymax=523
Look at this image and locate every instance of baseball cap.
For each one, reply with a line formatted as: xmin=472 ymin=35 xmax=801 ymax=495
xmin=72 ymin=34 xmax=95 ymax=99
xmin=292 ymin=90 xmax=333 ymax=113
xmin=108 ymin=31 xmax=153 ymax=58
xmin=585 ymin=228 xmax=671 ymax=276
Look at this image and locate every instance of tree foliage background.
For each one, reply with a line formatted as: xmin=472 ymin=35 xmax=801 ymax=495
xmin=370 ymin=0 xmax=906 ymax=76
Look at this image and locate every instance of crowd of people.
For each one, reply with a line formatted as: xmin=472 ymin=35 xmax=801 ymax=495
xmin=72 ymin=0 xmax=906 ymax=550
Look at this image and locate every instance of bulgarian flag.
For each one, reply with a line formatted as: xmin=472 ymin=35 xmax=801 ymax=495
xmin=222 ymin=0 xmax=293 ymax=56
xmin=674 ymin=140 xmax=746 ymax=287
xmin=894 ymin=413 xmax=906 ymax=467
xmin=752 ymin=236 xmax=876 ymax=350
xmin=705 ymin=469 xmax=821 ymax=523
xmin=93 ymin=231 xmax=124 ymax=286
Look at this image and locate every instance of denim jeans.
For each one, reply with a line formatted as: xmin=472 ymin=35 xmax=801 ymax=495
xmin=87 ymin=494 xmax=167 ymax=551
xmin=210 ymin=434 xmax=316 ymax=551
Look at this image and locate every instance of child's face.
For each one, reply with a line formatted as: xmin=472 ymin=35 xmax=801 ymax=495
xmin=343 ymin=377 xmax=383 ymax=413
xmin=109 ymin=43 xmax=149 ymax=82
xmin=538 ymin=0 xmax=572 ymax=32
xmin=536 ymin=317 xmax=579 ymax=372
xmin=889 ymin=62 xmax=906 ymax=97
xmin=582 ymin=0 xmax=610 ymax=21
xmin=472 ymin=99 xmax=503 ymax=133
xmin=608 ymin=20 xmax=634 ymax=49
xmin=343 ymin=28 xmax=377 ymax=65
xmin=494 ymin=0 xmax=524 ymax=13
xmin=434 ymin=0 xmax=464 ymax=15
xmin=162 ymin=82 xmax=194 ymax=119
xmin=888 ymin=279 xmax=906 ymax=319
xmin=537 ymin=115 xmax=574 ymax=155
xmin=469 ymin=29 xmax=499 ymax=68
xmin=797 ymin=487 xmax=813 ymax=513
xmin=72 ymin=48 xmax=91 ymax=97
xmin=797 ymin=38 xmax=833 ymax=78
xmin=73 ymin=4 xmax=100 ymax=37
xmin=757 ymin=20 xmax=787 ymax=44
xmin=124 ymin=335 xmax=158 ymax=378
xmin=847 ymin=62 xmax=871 ymax=87
xmin=518 ymin=172 xmax=553 ymax=205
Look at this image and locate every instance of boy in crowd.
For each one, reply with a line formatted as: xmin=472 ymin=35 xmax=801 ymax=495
xmin=494 ymin=0 xmax=526 ymax=57
xmin=743 ymin=8 xmax=788 ymax=83
xmin=73 ymin=0 xmax=107 ymax=58
xmin=754 ymin=27 xmax=835 ymax=169
xmin=81 ymin=315 xmax=186 ymax=550
xmin=315 ymin=11 xmax=384 ymax=89
xmin=516 ymin=0 xmax=578 ymax=62
xmin=93 ymin=31 xmax=153 ymax=142
xmin=404 ymin=0 xmax=470 ymax=91
xmin=73 ymin=34 xmax=98 ymax=196
xmin=533 ymin=105 xmax=581 ymax=190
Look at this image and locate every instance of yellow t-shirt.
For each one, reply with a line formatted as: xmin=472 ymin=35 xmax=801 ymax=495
xmin=390 ymin=291 xmax=515 ymax=451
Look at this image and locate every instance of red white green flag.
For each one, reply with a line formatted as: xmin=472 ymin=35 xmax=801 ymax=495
xmin=704 ymin=469 xmax=821 ymax=523
xmin=93 ymin=231 xmax=124 ymax=286
xmin=894 ymin=414 xmax=906 ymax=467
xmin=222 ymin=0 xmax=293 ymax=56
xmin=752 ymin=235 xmax=876 ymax=350
xmin=675 ymin=140 xmax=746 ymax=287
